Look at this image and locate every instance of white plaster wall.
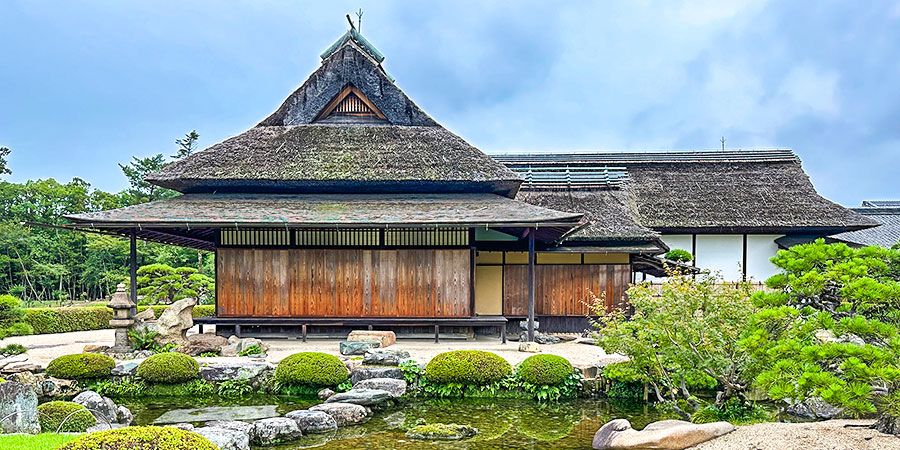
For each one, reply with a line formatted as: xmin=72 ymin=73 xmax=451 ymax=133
xmin=660 ymin=235 xmax=693 ymax=255
xmin=745 ymin=234 xmax=783 ymax=283
xmin=695 ymin=234 xmax=743 ymax=281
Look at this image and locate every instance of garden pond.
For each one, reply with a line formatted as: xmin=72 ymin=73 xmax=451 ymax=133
xmin=119 ymin=395 xmax=671 ymax=449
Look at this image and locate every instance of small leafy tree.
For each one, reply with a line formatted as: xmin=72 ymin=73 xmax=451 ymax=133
xmin=592 ymin=271 xmax=757 ymax=420
xmin=664 ymin=248 xmax=693 ymax=263
xmin=743 ymin=239 xmax=900 ymax=434
xmin=135 ymin=264 xmax=214 ymax=305
xmin=172 ymin=130 xmax=199 ymax=159
xmin=0 ymin=147 xmax=12 ymax=176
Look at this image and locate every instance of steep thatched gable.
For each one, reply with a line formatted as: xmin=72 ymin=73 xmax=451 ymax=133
xmin=258 ymin=41 xmax=436 ymax=127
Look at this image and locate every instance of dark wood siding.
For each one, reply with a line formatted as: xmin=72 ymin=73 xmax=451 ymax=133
xmin=503 ymin=264 xmax=630 ymax=316
xmin=217 ymin=248 xmax=471 ymax=318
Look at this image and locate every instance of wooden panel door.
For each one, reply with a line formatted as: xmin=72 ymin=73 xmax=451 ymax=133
xmin=501 ymin=264 xmax=631 ymax=316
xmin=216 ymin=248 xmax=470 ymax=318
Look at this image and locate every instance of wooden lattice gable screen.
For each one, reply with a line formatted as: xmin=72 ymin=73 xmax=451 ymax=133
xmin=219 ymin=227 xmax=469 ymax=248
xmin=315 ymin=85 xmax=387 ymax=121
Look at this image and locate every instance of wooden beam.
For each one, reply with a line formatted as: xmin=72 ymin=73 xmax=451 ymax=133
xmin=527 ymin=230 xmax=536 ymax=342
xmin=129 ymin=229 xmax=137 ymax=314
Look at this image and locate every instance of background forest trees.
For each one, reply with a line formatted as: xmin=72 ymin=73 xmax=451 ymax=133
xmin=0 ymin=132 xmax=212 ymax=304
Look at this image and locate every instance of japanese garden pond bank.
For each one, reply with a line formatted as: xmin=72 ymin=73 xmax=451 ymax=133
xmin=119 ymin=396 xmax=670 ymax=449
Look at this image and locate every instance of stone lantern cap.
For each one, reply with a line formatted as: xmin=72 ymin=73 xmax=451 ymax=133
xmin=107 ymin=283 xmax=135 ymax=309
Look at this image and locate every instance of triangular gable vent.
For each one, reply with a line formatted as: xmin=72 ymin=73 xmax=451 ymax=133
xmin=315 ymin=85 xmax=387 ymax=122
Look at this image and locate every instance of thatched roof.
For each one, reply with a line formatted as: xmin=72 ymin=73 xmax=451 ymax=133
xmin=66 ymin=193 xmax=582 ymax=228
xmin=497 ymin=150 xmax=879 ymax=235
xmin=146 ymin=30 xmax=522 ymax=197
xmin=832 ymin=206 xmax=900 ymax=247
xmin=514 ymin=189 xmax=658 ymax=241
xmin=147 ymin=125 xmax=522 ymax=196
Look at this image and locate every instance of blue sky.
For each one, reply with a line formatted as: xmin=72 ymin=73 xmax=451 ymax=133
xmin=1 ymin=1 xmax=898 ymax=205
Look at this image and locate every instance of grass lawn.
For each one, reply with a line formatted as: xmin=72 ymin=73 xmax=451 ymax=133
xmin=0 ymin=433 xmax=82 ymax=450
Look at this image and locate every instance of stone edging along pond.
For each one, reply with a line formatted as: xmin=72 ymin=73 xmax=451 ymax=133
xmin=2 ymin=348 xmax=593 ymax=447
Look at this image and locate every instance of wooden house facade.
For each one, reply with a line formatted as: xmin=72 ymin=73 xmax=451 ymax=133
xmin=63 ymin=26 xmax=876 ymax=338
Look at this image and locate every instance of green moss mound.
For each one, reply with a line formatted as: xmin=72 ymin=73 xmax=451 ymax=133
xmin=425 ymin=350 xmax=512 ymax=385
xmin=517 ymin=354 xmax=574 ymax=386
xmin=57 ymin=426 xmax=218 ymax=450
xmin=275 ymin=352 xmax=349 ymax=387
xmin=137 ymin=352 xmax=199 ymax=384
xmin=37 ymin=401 xmax=96 ymax=432
xmin=46 ymin=353 xmax=115 ymax=379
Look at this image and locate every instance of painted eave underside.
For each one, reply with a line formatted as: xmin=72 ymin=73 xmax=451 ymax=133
xmin=65 ymin=193 xmax=583 ymax=228
xmin=497 ymin=150 xmax=879 ymax=235
xmin=832 ymin=207 xmax=900 ymax=247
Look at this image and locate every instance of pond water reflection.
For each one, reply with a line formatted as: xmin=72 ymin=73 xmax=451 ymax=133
xmin=121 ymin=396 xmax=670 ymax=449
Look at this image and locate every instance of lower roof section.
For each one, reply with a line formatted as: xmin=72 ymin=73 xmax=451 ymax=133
xmin=62 ymin=193 xmax=584 ymax=250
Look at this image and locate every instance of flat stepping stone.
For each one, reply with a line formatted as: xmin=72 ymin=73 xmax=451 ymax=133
xmin=153 ymin=405 xmax=278 ymax=424
xmin=309 ymin=402 xmax=368 ymax=427
xmin=324 ymin=388 xmax=391 ymax=406
xmin=350 ymin=366 xmax=403 ymax=385
xmin=285 ymin=410 xmax=337 ymax=433
xmin=355 ymin=378 xmax=407 ymax=397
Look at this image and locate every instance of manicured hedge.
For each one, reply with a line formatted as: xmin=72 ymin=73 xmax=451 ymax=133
xmin=516 ymin=354 xmax=573 ymax=386
xmin=275 ymin=352 xmax=349 ymax=387
xmin=58 ymin=426 xmax=218 ymax=450
xmin=425 ymin=350 xmax=512 ymax=385
xmin=46 ymin=353 xmax=115 ymax=379
xmin=24 ymin=305 xmax=215 ymax=334
xmin=37 ymin=401 xmax=96 ymax=432
xmin=137 ymin=352 xmax=199 ymax=384
xmin=0 ymin=294 xmax=32 ymax=339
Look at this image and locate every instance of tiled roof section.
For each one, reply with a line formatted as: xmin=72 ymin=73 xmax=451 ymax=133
xmin=498 ymin=150 xmax=878 ymax=233
xmin=65 ymin=193 xmax=583 ymax=227
xmin=862 ymin=200 xmax=900 ymax=208
xmin=832 ymin=207 xmax=900 ymax=248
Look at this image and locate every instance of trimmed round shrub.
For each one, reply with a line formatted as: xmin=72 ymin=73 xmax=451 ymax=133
xmin=517 ymin=354 xmax=574 ymax=386
xmin=46 ymin=353 xmax=115 ymax=379
xmin=137 ymin=352 xmax=199 ymax=384
xmin=37 ymin=401 xmax=96 ymax=432
xmin=58 ymin=426 xmax=218 ymax=450
xmin=275 ymin=352 xmax=349 ymax=387
xmin=425 ymin=350 xmax=512 ymax=385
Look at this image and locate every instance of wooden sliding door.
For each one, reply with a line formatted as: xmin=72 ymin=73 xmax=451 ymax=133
xmin=217 ymin=248 xmax=470 ymax=318
xmin=503 ymin=264 xmax=630 ymax=316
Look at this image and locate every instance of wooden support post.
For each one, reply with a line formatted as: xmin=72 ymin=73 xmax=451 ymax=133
xmin=235 ymin=324 xmax=242 ymax=338
xmin=527 ymin=230 xmax=536 ymax=342
xmin=302 ymin=324 xmax=307 ymax=342
xmin=129 ymin=229 xmax=138 ymax=316
xmin=198 ymin=324 xmax=204 ymax=334
xmin=500 ymin=324 xmax=507 ymax=344
xmin=434 ymin=325 xmax=440 ymax=344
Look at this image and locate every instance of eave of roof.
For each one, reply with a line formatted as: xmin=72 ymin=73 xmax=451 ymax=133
xmin=65 ymin=193 xmax=583 ymax=228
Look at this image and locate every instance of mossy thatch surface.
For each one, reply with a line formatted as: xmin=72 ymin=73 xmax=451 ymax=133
xmin=147 ymin=125 xmax=522 ymax=195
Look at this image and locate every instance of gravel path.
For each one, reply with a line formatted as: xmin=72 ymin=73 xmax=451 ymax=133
xmin=1 ymin=328 xmax=622 ymax=368
xmin=691 ymin=420 xmax=900 ymax=450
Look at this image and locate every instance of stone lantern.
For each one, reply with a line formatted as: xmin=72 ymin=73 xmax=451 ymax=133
xmin=108 ymin=283 xmax=135 ymax=352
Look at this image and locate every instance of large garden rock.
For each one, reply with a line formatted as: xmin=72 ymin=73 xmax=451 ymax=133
xmin=72 ymin=390 xmax=119 ymax=424
xmin=176 ymin=333 xmax=228 ymax=356
xmin=592 ymin=419 xmax=734 ymax=450
xmin=200 ymin=362 xmax=273 ymax=383
xmin=116 ymin=405 xmax=133 ymax=425
xmin=520 ymin=332 xmax=561 ymax=345
xmin=350 ymin=366 xmax=404 ymax=385
xmin=406 ymin=423 xmax=478 ymax=440
xmin=785 ymin=397 xmax=844 ymax=420
xmin=235 ymin=337 xmax=268 ymax=354
xmin=354 ymin=378 xmax=407 ymax=397
xmin=362 ymin=349 xmax=410 ymax=366
xmin=348 ymin=330 xmax=396 ymax=347
xmin=8 ymin=371 xmax=78 ymax=397
xmin=0 ymin=381 xmax=39 ymax=434
xmin=154 ymin=297 xmax=197 ymax=346
xmin=194 ymin=426 xmax=251 ymax=450
xmin=325 ymin=388 xmax=392 ymax=406
xmin=310 ymin=402 xmax=369 ymax=426
xmin=111 ymin=362 xmax=139 ymax=377
xmin=518 ymin=342 xmax=541 ymax=353
xmin=340 ymin=341 xmax=380 ymax=355
xmin=250 ymin=417 xmax=302 ymax=446
xmin=286 ymin=409 xmax=338 ymax=433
